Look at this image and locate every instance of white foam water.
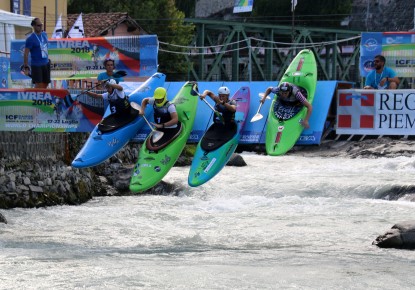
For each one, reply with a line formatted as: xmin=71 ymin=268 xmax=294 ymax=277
xmin=1 ymin=153 xmax=415 ymax=289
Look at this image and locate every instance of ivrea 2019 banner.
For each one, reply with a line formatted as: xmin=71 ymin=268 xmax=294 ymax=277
xmin=10 ymin=35 xmax=158 ymax=81
xmin=360 ymin=32 xmax=415 ymax=78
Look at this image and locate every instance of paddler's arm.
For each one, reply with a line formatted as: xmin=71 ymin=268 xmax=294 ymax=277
xmin=153 ymin=111 xmax=178 ymax=129
xmin=222 ymin=101 xmax=236 ymax=113
xmin=260 ymin=87 xmax=273 ymax=103
xmin=139 ymin=98 xmax=150 ymax=115
xmin=86 ymin=91 xmax=102 ymax=98
xmin=301 ymin=99 xmax=313 ymax=129
xmin=201 ymin=90 xmax=220 ymax=104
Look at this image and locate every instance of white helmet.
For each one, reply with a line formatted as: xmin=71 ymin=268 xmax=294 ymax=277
xmin=104 ymin=78 xmax=117 ymax=89
xmin=218 ymin=86 xmax=230 ymax=95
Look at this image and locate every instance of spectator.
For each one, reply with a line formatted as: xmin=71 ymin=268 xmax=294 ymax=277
xmin=23 ymin=18 xmax=50 ymax=88
xmin=364 ymin=55 xmax=399 ymax=89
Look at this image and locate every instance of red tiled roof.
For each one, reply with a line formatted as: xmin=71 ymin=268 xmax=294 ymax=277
xmin=66 ymin=12 xmax=146 ymax=37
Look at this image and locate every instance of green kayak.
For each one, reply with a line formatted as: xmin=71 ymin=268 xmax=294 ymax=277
xmin=129 ymin=81 xmax=199 ymax=192
xmin=265 ymin=49 xmax=317 ymax=156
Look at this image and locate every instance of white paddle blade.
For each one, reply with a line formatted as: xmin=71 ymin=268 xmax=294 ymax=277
xmin=151 ymin=130 xmax=164 ymax=143
xmin=250 ymin=113 xmax=263 ymax=123
xmin=258 ymin=93 xmax=271 ymax=100
xmin=130 ymin=101 xmax=141 ymax=111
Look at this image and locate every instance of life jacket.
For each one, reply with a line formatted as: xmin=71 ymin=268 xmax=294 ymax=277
xmin=214 ymin=99 xmax=236 ymax=124
xmin=107 ymin=89 xmax=130 ymax=115
xmin=153 ymin=101 xmax=174 ymax=124
xmin=278 ymin=86 xmax=302 ymax=106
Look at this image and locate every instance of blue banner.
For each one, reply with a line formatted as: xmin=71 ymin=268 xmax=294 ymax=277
xmin=360 ymin=32 xmax=415 ymax=77
xmin=0 ymin=57 xmax=9 ymax=89
xmin=10 ymin=35 xmax=158 ymax=81
xmin=0 ymin=81 xmax=340 ymax=144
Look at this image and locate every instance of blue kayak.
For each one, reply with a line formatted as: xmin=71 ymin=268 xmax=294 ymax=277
xmin=188 ymin=86 xmax=250 ymax=187
xmin=72 ymin=72 xmax=166 ymax=168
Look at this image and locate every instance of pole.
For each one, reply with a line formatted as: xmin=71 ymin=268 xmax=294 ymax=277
xmin=43 ymin=6 xmax=46 ymax=31
xmin=248 ymin=38 xmax=252 ymax=82
xmin=291 ymin=6 xmax=295 ymax=43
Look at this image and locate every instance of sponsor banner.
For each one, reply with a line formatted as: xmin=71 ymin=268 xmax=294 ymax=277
xmin=1 ymin=81 xmax=342 ymax=145
xmin=0 ymin=57 xmax=8 ymax=88
xmin=10 ymin=35 xmax=158 ymax=81
xmin=233 ymin=0 xmax=254 ymax=13
xmin=132 ymin=81 xmax=339 ymax=145
xmin=360 ymin=32 xmax=415 ymax=77
xmin=336 ymin=89 xmax=415 ymax=135
xmin=0 ymin=88 xmax=102 ymax=132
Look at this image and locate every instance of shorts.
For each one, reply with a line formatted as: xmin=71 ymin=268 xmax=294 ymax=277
xmin=31 ymin=62 xmax=51 ymax=84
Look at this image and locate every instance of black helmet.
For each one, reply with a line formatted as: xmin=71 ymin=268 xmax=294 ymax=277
xmin=279 ymin=82 xmax=292 ymax=93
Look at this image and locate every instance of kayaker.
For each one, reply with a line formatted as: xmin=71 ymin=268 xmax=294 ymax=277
xmin=200 ymin=86 xmax=236 ymax=128
xmin=86 ymin=79 xmax=130 ymax=116
xmin=260 ymin=82 xmax=312 ymax=128
xmin=139 ymin=87 xmax=179 ymax=131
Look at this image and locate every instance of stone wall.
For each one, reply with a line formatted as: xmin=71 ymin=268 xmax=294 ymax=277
xmin=0 ymin=132 xmax=136 ymax=209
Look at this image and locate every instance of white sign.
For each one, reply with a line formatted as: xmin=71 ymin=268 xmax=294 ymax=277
xmin=336 ymin=89 xmax=415 ymax=135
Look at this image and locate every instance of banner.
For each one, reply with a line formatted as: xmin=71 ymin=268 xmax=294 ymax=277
xmin=10 ymin=35 xmax=158 ymax=81
xmin=337 ymin=89 xmax=415 ymax=135
xmin=1 ymin=81 xmax=343 ymax=144
xmin=360 ymin=32 xmax=415 ymax=78
xmin=0 ymin=57 xmax=8 ymax=88
xmin=233 ymin=0 xmax=254 ymax=13
xmin=0 ymin=88 xmax=103 ymax=132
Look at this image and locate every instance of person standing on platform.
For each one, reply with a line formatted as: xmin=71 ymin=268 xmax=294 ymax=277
xmin=23 ymin=18 xmax=50 ymax=88
xmin=97 ymin=58 xmax=124 ymax=89
xmin=364 ymin=55 xmax=400 ymax=89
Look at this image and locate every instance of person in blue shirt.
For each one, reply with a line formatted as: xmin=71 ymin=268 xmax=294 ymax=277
xmin=364 ymin=55 xmax=399 ymax=89
xmin=23 ymin=18 xmax=50 ymax=88
xmin=97 ymin=58 xmax=124 ymax=89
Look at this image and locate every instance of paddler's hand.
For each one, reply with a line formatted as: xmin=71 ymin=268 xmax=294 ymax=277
xmin=153 ymin=123 xmax=164 ymax=129
xmin=260 ymin=95 xmax=267 ymax=104
xmin=23 ymin=66 xmax=30 ymax=76
xmin=301 ymin=119 xmax=310 ymax=129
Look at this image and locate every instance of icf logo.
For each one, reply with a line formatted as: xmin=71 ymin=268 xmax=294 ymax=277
xmin=363 ymin=38 xmax=378 ymax=51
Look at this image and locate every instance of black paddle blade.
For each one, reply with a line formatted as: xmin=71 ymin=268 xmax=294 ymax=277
xmin=113 ymin=70 xmax=127 ymax=78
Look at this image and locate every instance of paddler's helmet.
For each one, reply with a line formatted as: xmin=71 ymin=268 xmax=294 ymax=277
xmin=153 ymin=87 xmax=167 ymax=107
xmin=279 ymin=82 xmax=292 ymax=94
xmin=104 ymin=78 xmax=117 ymax=89
xmin=218 ymin=86 xmax=230 ymax=96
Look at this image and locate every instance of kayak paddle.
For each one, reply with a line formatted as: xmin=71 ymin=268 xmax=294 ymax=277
xmin=192 ymin=89 xmax=225 ymax=124
xmin=130 ymin=102 xmax=164 ymax=143
xmin=250 ymin=93 xmax=271 ymax=122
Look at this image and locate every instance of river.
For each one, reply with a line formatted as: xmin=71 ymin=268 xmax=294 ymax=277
xmin=1 ymin=153 xmax=415 ymax=289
